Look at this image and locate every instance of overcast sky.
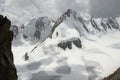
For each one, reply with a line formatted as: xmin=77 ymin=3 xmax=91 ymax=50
xmin=2 ymin=0 xmax=120 ymax=18
xmin=1 ymin=0 xmax=120 ymax=24
xmin=89 ymin=0 xmax=120 ymax=17
xmin=2 ymin=0 xmax=89 ymax=21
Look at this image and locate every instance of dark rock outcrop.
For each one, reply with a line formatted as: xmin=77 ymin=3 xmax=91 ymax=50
xmin=20 ymin=17 xmax=52 ymax=42
xmin=104 ymin=68 xmax=120 ymax=80
xmin=24 ymin=52 xmax=29 ymax=61
xmin=58 ymin=38 xmax=82 ymax=50
xmin=0 ymin=15 xmax=18 ymax=80
xmin=91 ymin=18 xmax=101 ymax=32
xmin=101 ymin=17 xmax=120 ymax=32
xmin=34 ymin=17 xmax=52 ymax=41
xmin=50 ymin=9 xmax=76 ymax=38
xmin=10 ymin=25 xmax=19 ymax=39
xmin=78 ymin=17 xmax=89 ymax=33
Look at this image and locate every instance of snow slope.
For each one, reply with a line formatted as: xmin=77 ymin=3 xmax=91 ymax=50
xmin=10 ymin=9 xmax=120 ymax=80
xmin=12 ymin=31 xmax=120 ymax=80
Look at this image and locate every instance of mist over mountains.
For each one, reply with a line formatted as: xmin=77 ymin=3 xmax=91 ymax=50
xmin=1 ymin=0 xmax=88 ymax=25
xmin=1 ymin=0 xmax=120 ymax=25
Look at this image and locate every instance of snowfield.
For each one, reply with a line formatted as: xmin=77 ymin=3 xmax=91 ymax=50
xmin=12 ymin=31 xmax=120 ymax=80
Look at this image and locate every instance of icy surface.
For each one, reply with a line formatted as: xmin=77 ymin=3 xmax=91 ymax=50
xmin=12 ymin=30 xmax=120 ymax=80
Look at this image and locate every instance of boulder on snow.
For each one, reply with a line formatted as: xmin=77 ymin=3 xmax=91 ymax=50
xmin=24 ymin=52 xmax=29 ymax=61
xmin=0 ymin=15 xmax=18 ymax=80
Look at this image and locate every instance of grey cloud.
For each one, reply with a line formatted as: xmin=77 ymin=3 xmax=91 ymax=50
xmin=4 ymin=0 xmax=88 ymax=20
xmin=89 ymin=0 xmax=120 ymax=18
xmin=3 ymin=0 xmax=120 ymax=19
xmin=55 ymin=0 xmax=88 ymax=14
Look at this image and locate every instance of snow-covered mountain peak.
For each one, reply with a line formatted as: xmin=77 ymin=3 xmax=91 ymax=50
xmin=8 ymin=6 xmax=120 ymax=80
xmin=14 ymin=9 xmax=120 ymax=44
xmin=18 ymin=16 xmax=52 ymax=43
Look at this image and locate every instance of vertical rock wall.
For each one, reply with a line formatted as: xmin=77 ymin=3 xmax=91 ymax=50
xmin=0 ymin=15 xmax=18 ymax=80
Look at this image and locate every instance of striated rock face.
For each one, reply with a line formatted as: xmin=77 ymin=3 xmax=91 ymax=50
xmin=0 ymin=15 xmax=18 ymax=80
xmin=21 ymin=17 xmax=52 ymax=42
xmin=101 ymin=17 xmax=120 ymax=31
xmin=34 ymin=17 xmax=52 ymax=41
xmin=90 ymin=17 xmax=120 ymax=33
xmin=52 ymin=9 xmax=73 ymax=31
xmin=21 ymin=18 xmax=37 ymax=40
xmin=58 ymin=38 xmax=82 ymax=50
xmin=91 ymin=18 xmax=101 ymax=32
xmin=52 ymin=9 xmax=120 ymax=35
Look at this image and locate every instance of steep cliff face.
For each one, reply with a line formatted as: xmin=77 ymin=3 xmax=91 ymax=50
xmin=20 ymin=18 xmax=37 ymax=40
xmin=101 ymin=17 xmax=120 ymax=31
xmin=7 ymin=9 xmax=120 ymax=80
xmin=17 ymin=9 xmax=120 ymax=51
xmin=18 ymin=9 xmax=120 ymax=45
xmin=21 ymin=17 xmax=52 ymax=42
xmin=0 ymin=15 xmax=18 ymax=80
xmin=52 ymin=9 xmax=120 ymax=36
xmin=34 ymin=17 xmax=52 ymax=42
xmin=51 ymin=9 xmax=88 ymax=37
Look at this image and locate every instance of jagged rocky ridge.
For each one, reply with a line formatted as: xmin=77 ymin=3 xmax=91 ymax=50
xmin=20 ymin=9 xmax=120 ymax=80
xmin=21 ymin=17 xmax=52 ymax=42
xmin=19 ymin=9 xmax=120 ymax=50
xmin=51 ymin=9 xmax=119 ymax=36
